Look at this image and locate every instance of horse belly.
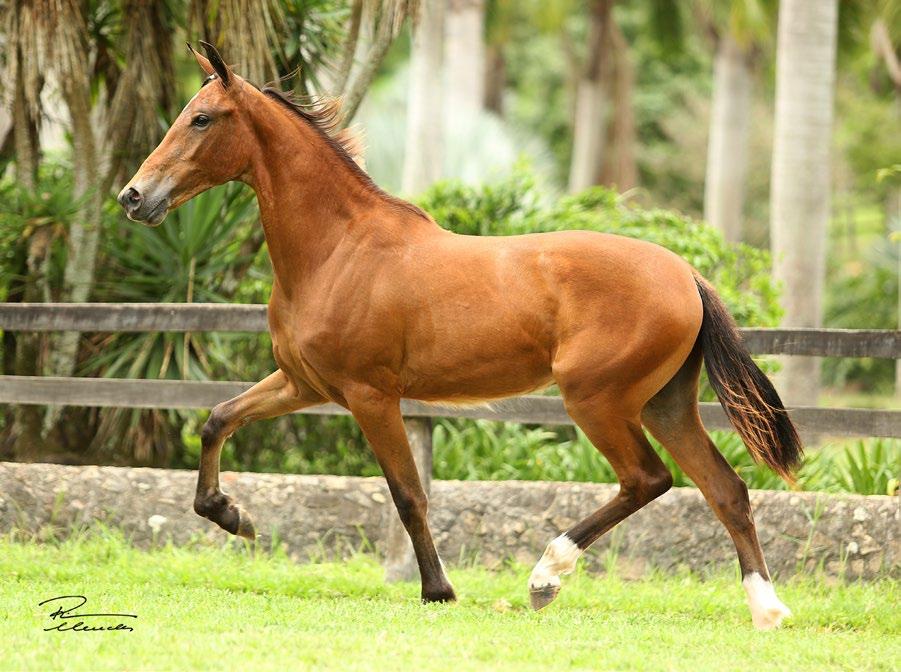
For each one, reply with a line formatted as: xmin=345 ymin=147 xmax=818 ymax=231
xmin=400 ymin=308 xmax=556 ymax=402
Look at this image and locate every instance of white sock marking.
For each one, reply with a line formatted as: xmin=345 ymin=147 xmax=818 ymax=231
xmin=743 ymin=572 xmax=791 ymax=630
xmin=529 ymin=534 xmax=582 ymax=591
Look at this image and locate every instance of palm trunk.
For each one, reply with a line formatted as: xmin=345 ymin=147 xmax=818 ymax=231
xmin=484 ymin=43 xmax=506 ymax=115
xmin=9 ymin=51 xmax=47 ymax=458
xmin=445 ymin=0 xmax=486 ymax=113
xmin=568 ymin=0 xmax=613 ymax=194
xmin=11 ymin=55 xmax=39 ymax=189
xmin=770 ymin=0 xmax=839 ymax=407
xmin=340 ymin=2 xmax=412 ymax=126
xmin=46 ymin=85 xmax=102 ymax=402
xmin=598 ymin=20 xmax=636 ymax=191
xmin=705 ymin=33 xmax=753 ymax=243
xmin=401 ymin=0 xmax=445 ymax=194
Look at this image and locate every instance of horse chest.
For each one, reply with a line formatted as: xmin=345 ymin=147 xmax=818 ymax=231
xmin=269 ymin=308 xmax=393 ymax=395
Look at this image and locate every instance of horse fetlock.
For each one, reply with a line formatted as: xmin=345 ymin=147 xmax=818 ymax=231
xmin=528 ymin=534 xmax=581 ymax=611
xmin=193 ymin=490 xmax=256 ymax=540
xmin=743 ymin=572 xmax=791 ymax=630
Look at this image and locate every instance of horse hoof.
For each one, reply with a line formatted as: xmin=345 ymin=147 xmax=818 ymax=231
xmin=422 ymin=585 xmax=457 ymax=603
xmin=529 ymin=584 xmax=560 ymax=611
xmin=236 ymin=510 xmax=257 ymax=540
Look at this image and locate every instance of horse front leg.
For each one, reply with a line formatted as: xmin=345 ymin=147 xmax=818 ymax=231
xmin=193 ymin=369 xmax=324 ymax=539
xmin=347 ymin=387 xmax=456 ymax=603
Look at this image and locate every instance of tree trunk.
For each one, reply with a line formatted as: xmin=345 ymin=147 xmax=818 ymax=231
xmin=598 ymin=20 xmax=637 ymax=191
xmin=483 ymin=43 xmax=506 ymax=115
xmin=11 ymin=54 xmax=39 ymax=190
xmin=770 ymin=0 xmax=839 ymax=407
xmin=339 ymin=1 xmax=413 ymax=126
xmin=45 ymin=85 xmax=102 ymax=430
xmin=704 ymin=33 xmax=753 ymax=243
xmin=445 ymin=0 xmax=486 ymax=114
xmin=8 ymin=50 xmax=47 ymax=459
xmin=568 ymin=0 xmax=613 ymax=194
xmin=401 ymin=0 xmax=445 ymax=194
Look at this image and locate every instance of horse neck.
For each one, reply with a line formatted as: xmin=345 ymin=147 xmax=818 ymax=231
xmin=244 ymin=108 xmax=405 ymax=291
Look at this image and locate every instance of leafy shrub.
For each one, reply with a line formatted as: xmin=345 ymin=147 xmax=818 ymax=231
xmin=85 ymin=183 xmax=261 ymax=464
xmin=433 ymin=418 xmax=900 ymax=496
xmin=831 ymin=440 xmax=900 ymax=496
xmin=823 ymin=238 xmax=898 ymax=394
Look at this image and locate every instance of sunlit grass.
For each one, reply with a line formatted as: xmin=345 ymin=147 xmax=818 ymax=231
xmin=0 ymin=532 xmax=897 ymax=671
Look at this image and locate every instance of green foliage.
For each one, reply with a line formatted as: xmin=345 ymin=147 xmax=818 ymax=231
xmin=433 ymin=417 xmax=900 ymax=497
xmin=89 ymin=183 xmax=259 ymax=381
xmin=824 ymin=224 xmax=898 ymax=393
xmin=832 ymin=440 xmax=901 ymax=496
xmin=0 ymin=163 xmax=84 ymax=301
xmin=433 ymin=420 xmax=608 ymax=482
xmin=83 ymin=184 xmax=260 ymax=464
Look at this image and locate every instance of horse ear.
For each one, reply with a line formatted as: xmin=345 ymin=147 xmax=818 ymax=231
xmin=187 ymin=43 xmax=216 ymax=78
xmin=197 ymin=41 xmax=232 ymax=89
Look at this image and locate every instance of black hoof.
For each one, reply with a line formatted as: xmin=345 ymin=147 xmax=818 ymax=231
xmin=529 ymin=584 xmax=560 ymax=611
xmin=422 ymin=585 xmax=457 ymax=603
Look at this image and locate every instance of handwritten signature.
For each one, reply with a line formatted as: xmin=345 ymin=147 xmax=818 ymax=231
xmin=38 ymin=595 xmax=137 ymax=632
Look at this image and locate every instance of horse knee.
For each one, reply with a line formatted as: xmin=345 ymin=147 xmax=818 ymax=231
xmin=201 ymin=403 xmax=231 ymax=446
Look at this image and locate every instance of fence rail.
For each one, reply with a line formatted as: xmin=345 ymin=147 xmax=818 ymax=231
xmin=0 ymin=303 xmax=899 ymax=438
xmin=2 ymin=302 xmax=899 ymax=358
xmin=1 ymin=301 xmax=898 ymax=578
xmin=0 ymin=375 xmax=898 ymax=438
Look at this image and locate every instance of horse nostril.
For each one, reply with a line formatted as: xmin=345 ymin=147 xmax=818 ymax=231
xmin=118 ymin=186 xmax=144 ymax=212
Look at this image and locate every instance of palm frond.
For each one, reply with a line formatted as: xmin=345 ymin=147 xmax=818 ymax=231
xmin=2 ymin=0 xmax=90 ymax=116
xmin=189 ymin=0 xmax=286 ymax=85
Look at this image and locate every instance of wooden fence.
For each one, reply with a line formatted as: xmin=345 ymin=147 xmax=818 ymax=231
xmin=1 ymin=302 xmax=899 ymax=579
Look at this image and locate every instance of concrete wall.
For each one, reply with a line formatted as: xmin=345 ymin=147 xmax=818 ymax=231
xmin=0 ymin=461 xmax=897 ymax=579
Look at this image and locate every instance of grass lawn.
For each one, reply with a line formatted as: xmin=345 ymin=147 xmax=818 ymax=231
xmin=0 ymin=533 xmax=897 ymax=671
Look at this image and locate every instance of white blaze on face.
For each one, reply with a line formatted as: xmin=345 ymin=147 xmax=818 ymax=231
xmin=743 ymin=572 xmax=792 ymax=630
xmin=528 ymin=534 xmax=582 ymax=592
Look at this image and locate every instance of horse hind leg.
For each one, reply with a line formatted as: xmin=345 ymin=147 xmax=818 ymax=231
xmin=528 ymin=393 xmax=673 ymax=610
xmin=641 ymin=346 xmax=791 ymax=630
xmin=193 ymin=370 xmax=323 ymax=539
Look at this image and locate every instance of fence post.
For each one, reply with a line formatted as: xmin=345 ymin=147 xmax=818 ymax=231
xmin=384 ymin=416 xmax=433 ymax=583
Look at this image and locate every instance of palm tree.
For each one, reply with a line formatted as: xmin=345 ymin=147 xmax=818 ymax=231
xmin=445 ymin=0 xmax=486 ymax=113
xmin=568 ymin=0 xmax=613 ymax=193
xmin=770 ymin=0 xmax=839 ymax=406
xmin=697 ymin=0 xmax=773 ymax=244
xmin=401 ymin=0 xmax=445 ymax=194
xmin=597 ymin=16 xmax=636 ymax=191
xmin=334 ymin=0 xmax=420 ymax=124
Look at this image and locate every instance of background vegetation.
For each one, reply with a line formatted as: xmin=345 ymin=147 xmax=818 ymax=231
xmin=0 ymin=1 xmax=898 ymax=494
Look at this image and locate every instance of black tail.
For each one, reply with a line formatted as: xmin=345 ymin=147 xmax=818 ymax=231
xmin=694 ymin=276 xmax=803 ymax=481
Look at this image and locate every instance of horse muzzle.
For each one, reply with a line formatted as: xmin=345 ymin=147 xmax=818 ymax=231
xmin=117 ymin=184 xmax=170 ymax=227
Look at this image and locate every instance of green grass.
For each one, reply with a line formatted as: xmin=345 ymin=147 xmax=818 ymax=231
xmin=0 ymin=533 xmax=897 ymax=671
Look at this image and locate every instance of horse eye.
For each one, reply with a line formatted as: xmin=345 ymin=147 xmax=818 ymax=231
xmin=192 ymin=114 xmax=210 ymax=128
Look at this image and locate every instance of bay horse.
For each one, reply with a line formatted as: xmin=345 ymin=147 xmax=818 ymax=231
xmin=118 ymin=43 xmax=802 ymax=630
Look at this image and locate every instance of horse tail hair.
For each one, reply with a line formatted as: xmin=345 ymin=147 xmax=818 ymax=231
xmin=694 ymin=275 xmax=803 ymax=482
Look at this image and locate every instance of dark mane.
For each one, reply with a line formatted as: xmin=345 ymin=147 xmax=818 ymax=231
xmin=261 ymin=87 xmax=430 ymax=221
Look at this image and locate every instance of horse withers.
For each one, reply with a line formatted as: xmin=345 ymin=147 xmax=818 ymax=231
xmin=118 ymin=43 xmax=801 ymax=630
